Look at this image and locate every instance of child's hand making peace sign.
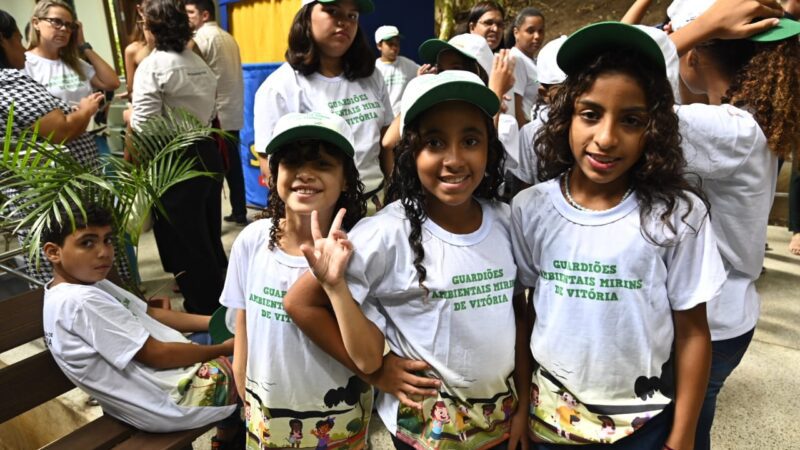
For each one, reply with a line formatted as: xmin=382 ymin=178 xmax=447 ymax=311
xmin=301 ymin=209 xmax=353 ymax=289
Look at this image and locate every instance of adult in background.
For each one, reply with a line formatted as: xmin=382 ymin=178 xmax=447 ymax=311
xmin=373 ymin=25 xmax=419 ymax=117
xmin=132 ymin=0 xmax=227 ymax=315
xmin=185 ymin=0 xmax=248 ymax=226
xmin=25 ymin=0 xmax=119 ymax=109
xmin=510 ymin=8 xmax=545 ymax=126
xmin=467 ymin=1 xmax=505 ymax=52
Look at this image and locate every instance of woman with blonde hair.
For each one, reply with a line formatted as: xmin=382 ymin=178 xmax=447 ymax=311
xmin=26 ymin=0 xmax=119 ymax=106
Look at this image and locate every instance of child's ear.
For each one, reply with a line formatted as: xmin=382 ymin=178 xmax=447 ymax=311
xmin=686 ymin=49 xmax=699 ymax=68
xmin=43 ymin=242 xmax=62 ymax=264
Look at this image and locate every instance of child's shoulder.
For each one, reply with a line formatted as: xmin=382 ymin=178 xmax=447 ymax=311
xmin=512 ymin=178 xmax=557 ymax=209
xmin=646 ymin=190 xmax=711 ymax=238
xmin=677 ymin=103 xmax=764 ymax=141
xmin=44 ymin=280 xmax=124 ymax=311
xmin=231 ymin=218 xmax=273 ymax=247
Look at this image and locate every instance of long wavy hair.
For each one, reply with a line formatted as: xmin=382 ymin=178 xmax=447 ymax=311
xmin=28 ymin=0 xmax=85 ymax=79
xmin=386 ymin=107 xmax=505 ymax=295
xmin=141 ymin=0 xmax=193 ymax=53
xmin=695 ymin=37 xmax=800 ymax=159
xmin=535 ymin=50 xmax=709 ymax=245
xmin=265 ymin=141 xmax=366 ymax=250
xmin=285 ymin=2 xmax=375 ymax=80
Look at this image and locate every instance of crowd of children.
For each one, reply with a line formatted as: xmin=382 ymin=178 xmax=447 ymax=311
xmin=8 ymin=0 xmax=799 ymax=449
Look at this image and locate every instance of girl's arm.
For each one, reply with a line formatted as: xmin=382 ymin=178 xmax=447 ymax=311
xmin=298 ymin=210 xmax=385 ymax=374
xmin=621 ymin=0 xmax=653 ymax=25
xmin=508 ymin=292 xmax=532 ymax=450
xmin=36 ymin=92 xmax=104 ymax=142
xmin=146 ymin=306 xmax=210 ymax=333
xmin=134 ymin=337 xmax=234 ymax=369
xmin=75 ymin=22 xmax=120 ymax=91
xmin=666 ymin=303 xmax=711 ymax=450
xmin=233 ymin=309 xmax=247 ymax=399
xmin=379 ymin=125 xmax=395 ymax=177
xmin=669 ymin=0 xmax=782 ymax=56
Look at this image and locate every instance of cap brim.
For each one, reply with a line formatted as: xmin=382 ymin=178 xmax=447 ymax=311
xmin=750 ymin=17 xmax=800 ymax=42
xmin=557 ymin=21 xmax=666 ymax=76
xmin=404 ymin=81 xmax=500 ymax=126
xmin=316 ymin=0 xmax=373 ymax=13
xmin=264 ymin=124 xmax=355 ymax=157
xmin=209 ymin=306 xmax=234 ymax=344
xmin=418 ymin=39 xmax=477 ymax=65
xmin=378 ymin=33 xmax=402 ymax=42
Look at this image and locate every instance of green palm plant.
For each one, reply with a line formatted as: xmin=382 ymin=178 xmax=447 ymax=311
xmin=1 ymin=105 xmax=220 ymax=286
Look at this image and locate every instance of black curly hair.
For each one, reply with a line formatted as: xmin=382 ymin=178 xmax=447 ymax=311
xmin=535 ymin=49 xmax=709 ymax=245
xmin=386 ymin=104 xmax=505 ymax=295
xmin=142 ymin=0 xmax=193 ymax=53
xmin=0 ymin=10 xmax=18 ymax=69
xmin=265 ymin=141 xmax=366 ymax=250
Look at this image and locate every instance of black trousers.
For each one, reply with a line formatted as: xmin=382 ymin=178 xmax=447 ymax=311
xmin=223 ymin=130 xmax=247 ymax=217
xmin=152 ymin=138 xmax=228 ymax=314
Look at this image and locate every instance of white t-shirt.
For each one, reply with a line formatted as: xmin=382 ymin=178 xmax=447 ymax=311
xmin=253 ymin=63 xmax=393 ymax=193
xmin=219 ymin=219 xmax=371 ymax=449
xmin=498 ymin=112 xmax=521 ymax=176
xmin=513 ymin=107 xmax=548 ymax=185
xmin=131 ymin=49 xmax=217 ymax=131
xmin=345 ymin=200 xmax=520 ymax=449
xmin=677 ymin=103 xmax=777 ymax=340
xmin=375 ymin=56 xmax=419 ymax=117
xmin=193 ymin=22 xmax=244 ymax=130
xmin=43 ymin=280 xmax=236 ymax=432
xmin=511 ymin=179 xmax=725 ymax=444
xmin=510 ymin=47 xmax=539 ymax=121
xmin=24 ymin=51 xmax=95 ymax=107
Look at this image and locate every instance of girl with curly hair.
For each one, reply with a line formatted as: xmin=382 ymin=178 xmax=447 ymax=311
xmin=254 ymin=0 xmax=392 ymax=214
xmin=286 ymin=71 xmax=531 ymax=450
xmin=220 ymin=112 xmax=368 ymax=450
xmin=131 ymin=0 xmax=226 ymax=316
xmin=512 ymin=22 xmax=727 ymax=449
xmin=664 ymin=1 xmax=800 ymax=448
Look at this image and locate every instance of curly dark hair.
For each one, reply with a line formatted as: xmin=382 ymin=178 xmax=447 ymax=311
xmin=265 ymin=141 xmax=366 ymax=250
xmin=696 ymin=38 xmax=800 ymax=159
xmin=42 ymin=201 xmax=114 ymax=246
xmin=386 ymin=106 xmax=505 ymax=295
xmin=285 ymin=3 xmax=375 ymax=80
xmin=142 ymin=0 xmax=193 ymax=53
xmin=535 ymin=50 xmax=709 ymax=245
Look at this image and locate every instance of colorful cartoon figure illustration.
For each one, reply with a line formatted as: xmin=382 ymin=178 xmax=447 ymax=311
xmin=196 ymin=363 xmax=221 ymax=379
xmin=501 ymin=395 xmax=514 ymax=421
xmin=287 ymin=418 xmax=303 ymax=448
xmin=554 ymin=391 xmax=581 ymax=440
xmin=530 ymin=383 xmax=541 ymax=417
xmin=597 ymin=415 xmax=616 ymax=443
xmin=427 ymin=401 xmax=451 ymax=449
xmin=626 ymin=415 xmax=650 ymax=435
xmin=259 ymin=420 xmax=271 ymax=449
xmin=312 ymin=417 xmax=335 ymax=450
xmin=482 ymin=403 xmax=496 ymax=426
xmin=454 ymin=403 xmax=471 ymax=442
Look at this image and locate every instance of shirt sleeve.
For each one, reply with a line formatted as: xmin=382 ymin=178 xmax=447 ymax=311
xmin=81 ymin=59 xmax=97 ymax=85
xmin=131 ymin=61 xmax=164 ymax=131
xmin=219 ymin=227 xmax=251 ymax=310
xmin=376 ymin=72 xmax=395 ymax=126
xmin=512 ymin=55 xmax=527 ymax=96
xmin=664 ymin=198 xmax=727 ymax=311
xmin=512 ymin=119 xmax=541 ymax=184
xmin=345 ymin=218 xmax=389 ymax=332
xmin=253 ymin=73 xmax=291 ymax=154
xmin=498 ymin=113 xmax=521 ymax=173
xmin=510 ymin=189 xmax=540 ymax=288
xmin=677 ymin=103 xmax=765 ymax=179
xmin=70 ymin=290 xmax=150 ymax=370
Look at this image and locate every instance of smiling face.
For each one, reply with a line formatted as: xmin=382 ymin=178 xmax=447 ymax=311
xmin=275 ymin=143 xmax=347 ymax=220
xmin=568 ymin=72 xmax=649 ymax=194
xmin=45 ymin=225 xmax=115 ymax=285
xmin=310 ymin=0 xmax=359 ymax=60
xmin=32 ymin=5 xmax=74 ymax=50
xmin=415 ymin=101 xmax=489 ymax=218
xmin=514 ymin=15 xmax=545 ymax=58
xmin=469 ymin=9 xmax=504 ymax=50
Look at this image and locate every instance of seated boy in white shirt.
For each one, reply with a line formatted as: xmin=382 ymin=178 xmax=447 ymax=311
xmin=40 ymin=202 xmax=241 ymax=443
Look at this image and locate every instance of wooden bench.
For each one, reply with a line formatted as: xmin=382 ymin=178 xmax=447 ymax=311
xmin=0 ymin=288 xmax=215 ymax=449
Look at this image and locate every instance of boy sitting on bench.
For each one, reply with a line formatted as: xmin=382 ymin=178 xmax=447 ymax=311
xmin=41 ymin=202 xmax=239 ymax=439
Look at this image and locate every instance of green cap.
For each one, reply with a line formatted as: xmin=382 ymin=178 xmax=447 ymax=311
xmin=557 ymin=21 xmax=666 ymax=76
xmin=400 ymin=70 xmax=500 ymax=134
xmin=263 ymin=111 xmax=355 ymax=157
xmin=301 ymin=0 xmax=373 ymax=14
xmin=209 ymin=306 xmax=235 ymax=344
xmin=750 ymin=17 xmax=800 ymax=42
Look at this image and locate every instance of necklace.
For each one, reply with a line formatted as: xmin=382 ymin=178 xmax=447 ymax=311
xmin=562 ymin=169 xmax=634 ymax=212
